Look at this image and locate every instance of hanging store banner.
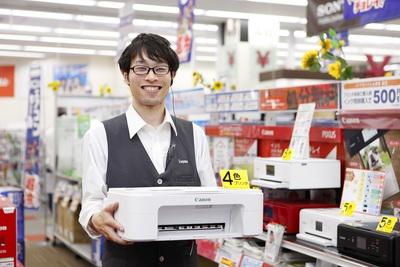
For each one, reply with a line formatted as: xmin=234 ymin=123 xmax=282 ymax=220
xmin=24 ymin=64 xmax=41 ymax=209
xmin=307 ymin=0 xmax=400 ymax=36
xmin=0 ymin=65 xmax=15 ymax=97
xmin=176 ymin=0 xmax=195 ymax=63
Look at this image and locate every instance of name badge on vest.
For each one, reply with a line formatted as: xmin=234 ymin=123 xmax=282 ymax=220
xmin=178 ymin=159 xmax=189 ymax=164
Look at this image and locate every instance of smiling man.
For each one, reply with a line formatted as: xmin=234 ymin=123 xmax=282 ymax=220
xmin=79 ymin=33 xmax=216 ymax=267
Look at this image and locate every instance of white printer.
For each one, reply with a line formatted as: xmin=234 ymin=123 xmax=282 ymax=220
xmin=251 ymin=157 xmax=340 ymax=189
xmin=104 ymin=187 xmax=263 ymax=241
xmin=296 ymin=208 xmax=379 ymax=247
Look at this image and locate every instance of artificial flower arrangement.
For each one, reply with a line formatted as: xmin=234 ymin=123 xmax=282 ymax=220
xmin=99 ymin=83 xmax=112 ymax=96
xmin=301 ymin=28 xmax=353 ymax=80
xmin=192 ymin=71 xmax=224 ymax=92
xmin=48 ymin=80 xmax=60 ymax=92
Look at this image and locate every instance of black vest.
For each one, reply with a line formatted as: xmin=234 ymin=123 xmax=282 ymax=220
xmin=102 ymin=113 xmax=201 ymax=267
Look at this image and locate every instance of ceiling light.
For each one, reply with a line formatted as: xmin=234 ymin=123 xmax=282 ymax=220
xmin=247 ymin=0 xmax=308 ymax=6
xmin=75 ymin=15 xmax=119 ymax=24
xmin=54 ymin=28 xmax=119 ymax=38
xmin=277 ymin=51 xmax=289 ymax=57
xmin=97 ymin=50 xmax=116 ymax=56
xmin=12 ymin=9 xmax=74 ymax=20
xmin=25 ymin=46 xmax=96 ymax=55
xmin=97 ymin=1 xmax=125 ymax=9
xmin=294 ymin=31 xmax=306 ymax=38
xmin=0 ymin=44 xmax=22 ymax=50
xmin=196 ymin=47 xmax=218 ymax=53
xmin=363 ymin=23 xmax=385 ymax=30
xmin=204 ymin=10 xmax=306 ymax=24
xmin=350 ymin=34 xmax=400 ymax=44
xmin=277 ymin=42 xmax=289 ymax=49
xmin=133 ymin=19 xmax=177 ymax=28
xmin=295 ymin=43 xmax=319 ymax=50
xmin=0 ymin=50 xmax=45 ymax=58
xmin=194 ymin=38 xmax=218 ymax=45
xmin=0 ymin=24 xmax=51 ymax=33
xmin=0 ymin=34 xmax=38 ymax=41
xmin=196 ymin=56 xmax=217 ymax=62
xmin=0 ymin=9 xmax=12 ymax=15
xmin=279 ymin=30 xmax=290 ymax=37
xmin=132 ymin=4 xmax=179 ymax=14
xmin=193 ymin=24 xmax=219 ymax=32
xmin=39 ymin=36 xmax=118 ymax=46
xmin=25 ymin=0 xmax=96 ymax=6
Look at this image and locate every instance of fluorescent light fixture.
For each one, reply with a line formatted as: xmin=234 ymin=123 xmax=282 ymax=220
xmin=364 ymin=23 xmax=385 ymax=30
xmin=0 ymin=24 xmax=51 ymax=33
xmin=75 ymin=15 xmax=119 ymax=24
xmin=25 ymin=45 xmax=96 ymax=55
xmin=295 ymin=43 xmax=319 ymax=50
xmin=350 ymin=34 xmax=400 ymax=44
xmin=196 ymin=46 xmax=218 ymax=53
xmin=12 ymin=9 xmax=74 ymax=20
xmin=97 ymin=1 xmax=125 ymax=9
xmin=194 ymin=9 xmax=206 ymax=16
xmin=132 ymin=4 xmax=179 ymax=14
xmin=39 ymin=36 xmax=117 ymax=46
xmin=193 ymin=24 xmax=219 ymax=32
xmin=97 ymin=50 xmax=116 ymax=56
xmin=0 ymin=50 xmax=45 ymax=58
xmin=385 ymin=24 xmax=400 ymax=31
xmin=204 ymin=10 xmax=306 ymax=24
xmin=279 ymin=30 xmax=290 ymax=37
xmin=195 ymin=37 xmax=218 ymax=45
xmin=277 ymin=42 xmax=289 ymax=49
xmin=276 ymin=59 xmax=285 ymax=66
xmin=0 ymin=44 xmax=22 ymax=50
xmin=277 ymin=51 xmax=289 ymax=57
xmin=294 ymin=30 xmax=306 ymax=38
xmin=25 ymin=0 xmax=96 ymax=6
xmin=344 ymin=54 xmax=367 ymax=62
xmin=54 ymin=28 xmax=119 ymax=38
xmin=0 ymin=9 xmax=12 ymax=15
xmin=133 ymin=19 xmax=177 ymax=28
xmin=0 ymin=34 xmax=38 ymax=41
xmin=247 ymin=0 xmax=308 ymax=6
xmin=196 ymin=56 xmax=217 ymax=62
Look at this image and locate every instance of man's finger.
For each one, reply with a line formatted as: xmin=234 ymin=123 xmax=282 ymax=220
xmin=104 ymin=225 xmax=131 ymax=245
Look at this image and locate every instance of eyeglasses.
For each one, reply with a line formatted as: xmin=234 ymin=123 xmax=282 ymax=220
xmin=129 ymin=65 xmax=170 ymax=75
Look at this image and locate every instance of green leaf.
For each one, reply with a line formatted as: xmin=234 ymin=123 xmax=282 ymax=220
xmin=328 ymin=28 xmax=337 ymax=39
xmin=309 ymin=63 xmax=321 ymax=72
xmin=322 ymin=53 xmax=335 ymax=61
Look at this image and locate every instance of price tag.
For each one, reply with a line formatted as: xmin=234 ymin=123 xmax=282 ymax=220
xmin=219 ymin=169 xmax=249 ymax=189
xmin=376 ymin=216 xmax=398 ymax=233
xmin=341 ymin=201 xmax=356 ymax=216
xmin=219 ymin=257 xmax=235 ymax=267
xmin=281 ymin=148 xmax=293 ymax=160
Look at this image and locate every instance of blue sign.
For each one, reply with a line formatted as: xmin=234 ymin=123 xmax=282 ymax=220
xmin=176 ymin=0 xmax=195 ymax=63
xmin=344 ymin=0 xmax=400 ymax=26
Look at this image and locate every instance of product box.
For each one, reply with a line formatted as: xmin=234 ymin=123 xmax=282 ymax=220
xmin=0 ymin=187 xmax=24 ymax=265
xmin=343 ymin=129 xmax=400 ymax=215
xmin=0 ymin=197 xmax=17 ymax=267
xmin=65 ymin=205 xmax=90 ymax=243
xmin=91 ymin=236 xmax=105 ymax=266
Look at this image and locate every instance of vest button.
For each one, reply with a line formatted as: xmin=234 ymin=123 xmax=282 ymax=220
xmin=157 ymin=178 xmax=163 ymax=185
xmin=159 ymin=255 xmax=164 ymax=262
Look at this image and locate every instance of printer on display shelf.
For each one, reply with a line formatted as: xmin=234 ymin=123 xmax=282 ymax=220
xmin=251 ymin=157 xmax=341 ymax=189
xmin=296 ymin=208 xmax=379 ymax=247
xmin=104 ymin=187 xmax=263 ymax=241
xmin=337 ymin=221 xmax=400 ymax=267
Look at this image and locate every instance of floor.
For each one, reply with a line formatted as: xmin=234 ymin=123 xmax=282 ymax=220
xmin=25 ymin=205 xmax=93 ymax=267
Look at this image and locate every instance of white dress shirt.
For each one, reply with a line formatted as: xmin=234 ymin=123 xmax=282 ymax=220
xmin=79 ymin=105 xmax=217 ymax=236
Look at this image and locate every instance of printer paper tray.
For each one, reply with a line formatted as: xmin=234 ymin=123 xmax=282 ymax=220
xmin=251 ymin=179 xmax=289 ymax=189
xmin=296 ymin=233 xmax=334 ymax=247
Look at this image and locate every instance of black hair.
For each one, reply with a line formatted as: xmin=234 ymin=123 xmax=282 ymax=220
xmin=118 ymin=33 xmax=180 ymax=75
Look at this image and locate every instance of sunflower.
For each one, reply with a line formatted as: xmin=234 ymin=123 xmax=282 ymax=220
xmin=192 ymin=71 xmax=203 ymax=86
xmin=106 ymin=86 xmax=112 ymax=94
xmin=48 ymin=80 xmax=60 ymax=92
xmin=320 ymin=38 xmax=332 ymax=54
xmin=328 ymin=61 xmax=342 ymax=80
xmin=211 ymin=80 xmax=223 ymax=91
xmin=301 ymin=50 xmax=319 ymax=70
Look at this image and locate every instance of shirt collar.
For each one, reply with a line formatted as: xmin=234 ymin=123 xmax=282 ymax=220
xmin=125 ymin=105 xmax=177 ymax=138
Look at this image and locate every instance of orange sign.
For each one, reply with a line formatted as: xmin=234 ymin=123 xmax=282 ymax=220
xmin=0 ymin=66 xmax=15 ymax=97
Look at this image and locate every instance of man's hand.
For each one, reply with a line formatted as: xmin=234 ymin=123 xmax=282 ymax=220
xmin=90 ymin=202 xmax=132 ymax=245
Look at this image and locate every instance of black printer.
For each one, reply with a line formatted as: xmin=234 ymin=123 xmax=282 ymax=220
xmin=337 ymin=221 xmax=400 ymax=267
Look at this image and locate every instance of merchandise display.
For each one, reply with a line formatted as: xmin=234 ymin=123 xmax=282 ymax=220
xmin=105 ymin=187 xmax=263 ymax=241
xmin=0 ymin=197 xmax=17 ymax=267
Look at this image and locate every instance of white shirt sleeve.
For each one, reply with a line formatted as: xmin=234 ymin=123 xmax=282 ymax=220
xmin=193 ymin=123 xmax=217 ymax=187
xmin=78 ymin=120 xmax=108 ymax=238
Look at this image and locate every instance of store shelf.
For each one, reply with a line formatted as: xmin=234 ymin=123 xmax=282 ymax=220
xmin=55 ymin=173 xmax=81 ymax=183
xmin=256 ymin=234 xmax=376 ymax=267
xmin=54 ymin=233 xmax=100 ymax=267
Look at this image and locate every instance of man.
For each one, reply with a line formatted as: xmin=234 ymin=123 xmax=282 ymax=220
xmin=79 ymin=33 xmax=216 ymax=267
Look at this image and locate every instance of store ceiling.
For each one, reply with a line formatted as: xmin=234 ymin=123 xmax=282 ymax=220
xmin=0 ymin=0 xmax=400 ymax=68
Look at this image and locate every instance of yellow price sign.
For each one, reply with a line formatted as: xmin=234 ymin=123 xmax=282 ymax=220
xmin=220 ymin=257 xmax=235 ymax=267
xmin=219 ymin=169 xmax=249 ymax=189
xmin=376 ymin=216 xmax=398 ymax=233
xmin=341 ymin=201 xmax=356 ymax=216
xmin=281 ymin=148 xmax=293 ymax=160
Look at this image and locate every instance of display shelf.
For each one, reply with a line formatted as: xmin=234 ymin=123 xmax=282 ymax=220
xmin=54 ymin=233 xmax=100 ymax=267
xmin=55 ymin=173 xmax=81 ymax=183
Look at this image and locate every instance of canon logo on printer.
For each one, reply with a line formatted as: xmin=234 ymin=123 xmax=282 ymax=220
xmin=342 ymin=117 xmax=360 ymax=124
xmin=195 ymin=197 xmax=211 ymax=202
xmin=0 ymin=226 xmax=6 ymax=231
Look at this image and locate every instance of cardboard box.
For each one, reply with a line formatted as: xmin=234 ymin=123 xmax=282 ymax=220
xmin=0 ymin=197 xmax=17 ymax=267
xmin=65 ymin=205 xmax=90 ymax=243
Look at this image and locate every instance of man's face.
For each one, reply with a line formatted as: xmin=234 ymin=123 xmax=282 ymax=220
xmin=124 ymin=52 xmax=174 ymax=108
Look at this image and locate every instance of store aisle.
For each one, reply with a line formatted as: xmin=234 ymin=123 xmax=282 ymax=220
xmin=25 ymin=206 xmax=93 ymax=267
